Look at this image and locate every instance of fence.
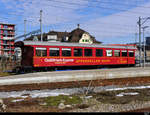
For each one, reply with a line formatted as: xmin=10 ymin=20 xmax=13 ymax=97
xmin=0 ymin=56 xmax=21 ymax=73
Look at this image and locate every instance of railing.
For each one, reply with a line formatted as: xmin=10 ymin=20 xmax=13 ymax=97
xmin=2 ymin=43 xmax=14 ymax=46
xmin=0 ymin=27 xmax=14 ymax=30
xmin=3 ymin=37 xmax=14 ymax=40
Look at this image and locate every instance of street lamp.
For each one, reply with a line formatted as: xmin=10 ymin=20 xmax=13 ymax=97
xmin=142 ymin=26 xmax=149 ymax=67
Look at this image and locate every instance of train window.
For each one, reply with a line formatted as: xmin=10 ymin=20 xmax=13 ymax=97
xmin=35 ymin=47 xmax=47 ymax=57
xmin=122 ymin=50 xmax=127 ymax=57
xmin=62 ymin=48 xmax=71 ymax=56
xmin=114 ymin=50 xmax=120 ymax=57
xmin=84 ymin=49 xmax=92 ymax=56
xmin=49 ymin=48 xmax=60 ymax=56
xmin=106 ymin=50 xmax=112 ymax=57
xmin=129 ymin=51 xmax=134 ymax=57
xmin=74 ymin=48 xmax=82 ymax=56
xmin=96 ymin=49 xmax=103 ymax=57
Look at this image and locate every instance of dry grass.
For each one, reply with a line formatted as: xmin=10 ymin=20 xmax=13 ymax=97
xmin=4 ymin=97 xmax=65 ymax=112
xmin=2 ymin=84 xmax=150 ymax=112
xmin=3 ymin=88 xmax=150 ymax=112
xmin=94 ymin=88 xmax=150 ymax=104
xmin=3 ymin=95 xmax=83 ymax=112
xmin=0 ymin=72 xmax=12 ymax=77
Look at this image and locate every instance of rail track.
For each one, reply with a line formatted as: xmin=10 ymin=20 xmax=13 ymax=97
xmin=0 ymin=67 xmax=150 ymax=92
xmin=1 ymin=76 xmax=150 ymax=92
xmin=1 ymin=67 xmax=150 ymax=112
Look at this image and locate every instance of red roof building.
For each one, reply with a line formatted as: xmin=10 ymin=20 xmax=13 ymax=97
xmin=0 ymin=23 xmax=15 ymax=57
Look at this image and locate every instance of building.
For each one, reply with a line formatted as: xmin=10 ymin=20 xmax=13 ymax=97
xmin=68 ymin=27 xmax=101 ymax=44
xmin=25 ymin=31 xmax=70 ymax=42
xmin=146 ymin=37 xmax=150 ymax=45
xmin=24 ymin=25 xmax=102 ymax=44
xmin=0 ymin=23 xmax=15 ymax=57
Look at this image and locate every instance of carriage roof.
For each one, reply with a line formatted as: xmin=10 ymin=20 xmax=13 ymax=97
xmin=15 ymin=41 xmax=137 ymax=50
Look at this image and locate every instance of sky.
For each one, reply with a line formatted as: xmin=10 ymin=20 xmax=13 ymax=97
xmin=1 ymin=0 xmax=150 ymax=44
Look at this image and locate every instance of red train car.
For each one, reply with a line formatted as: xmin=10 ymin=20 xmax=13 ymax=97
xmin=14 ymin=41 xmax=136 ymax=71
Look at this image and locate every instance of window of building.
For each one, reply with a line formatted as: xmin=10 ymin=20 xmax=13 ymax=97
xmin=4 ymin=25 xmax=7 ymax=29
xmin=85 ymin=39 xmax=88 ymax=42
xmin=49 ymin=48 xmax=59 ymax=56
xmin=74 ymin=48 xmax=82 ymax=56
xmin=36 ymin=47 xmax=47 ymax=57
xmin=122 ymin=50 xmax=127 ymax=57
xmin=3 ymin=40 xmax=7 ymax=44
xmin=62 ymin=48 xmax=71 ymax=56
xmin=82 ymin=39 xmax=84 ymax=42
xmin=96 ymin=49 xmax=103 ymax=57
xmin=84 ymin=49 xmax=92 ymax=56
xmin=3 ymin=30 xmax=8 ymax=35
xmin=114 ymin=50 xmax=120 ymax=57
xmin=106 ymin=50 xmax=112 ymax=57
xmin=129 ymin=51 xmax=134 ymax=57
xmin=47 ymin=35 xmax=57 ymax=42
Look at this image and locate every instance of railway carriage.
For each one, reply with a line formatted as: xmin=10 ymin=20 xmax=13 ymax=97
xmin=14 ymin=41 xmax=136 ymax=72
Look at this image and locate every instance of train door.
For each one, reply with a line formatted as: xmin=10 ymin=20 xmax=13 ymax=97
xmin=21 ymin=46 xmax=34 ymax=67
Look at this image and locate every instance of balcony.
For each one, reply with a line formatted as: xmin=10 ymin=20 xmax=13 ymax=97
xmin=2 ymin=48 xmax=14 ymax=50
xmin=3 ymin=48 xmax=11 ymax=51
xmin=2 ymin=43 xmax=14 ymax=46
xmin=0 ymin=27 xmax=14 ymax=30
xmin=7 ymin=27 xmax=14 ymax=30
xmin=8 ymin=33 xmax=15 ymax=35
xmin=3 ymin=37 xmax=14 ymax=40
xmin=5 ymin=32 xmax=15 ymax=35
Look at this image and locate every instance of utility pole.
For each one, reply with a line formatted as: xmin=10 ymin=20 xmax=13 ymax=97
xmin=137 ymin=16 xmax=150 ymax=67
xmin=142 ymin=26 xmax=149 ymax=68
xmin=142 ymin=27 xmax=145 ymax=67
xmin=135 ymin=33 xmax=137 ymax=47
xmin=138 ymin=17 xmax=142 ymax=67
xmin=135 ymin=33 xmax=137 ymax=43
xmin=24 ymin=19 xmax=27 ymax=40
xmin=40 ymin=10 xmax=43 ymax=42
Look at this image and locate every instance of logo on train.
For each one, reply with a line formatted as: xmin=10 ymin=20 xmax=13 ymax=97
xmin=44 ymin=58 xmax=74 ymax=63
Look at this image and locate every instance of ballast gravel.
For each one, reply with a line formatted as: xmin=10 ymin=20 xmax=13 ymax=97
xmin=69 ymin=99 xmax=150 ymax=112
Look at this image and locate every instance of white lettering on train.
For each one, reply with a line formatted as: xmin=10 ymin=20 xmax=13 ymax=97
xmin=44 ymin=58 xmax=74 ymax=62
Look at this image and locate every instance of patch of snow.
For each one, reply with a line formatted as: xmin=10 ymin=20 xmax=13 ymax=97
xmin=31 ymin=92 xmax=69 ymax=98
xmin=85 ymin=96 xmax=93 ymax=99
xmin=21 ymin=96 xmax=29 ymax=98
xmin=11 ymin=99 xmax=24 ymax=102
xmin=116 ymin=94 xmax=124 ymax=97
xmin=0 ymin=89 xmax=71 ymax=99
xmin=106 ymin=85 xmax=150 ymax=91
xmin=0 ymin=84 xmax=149 ymax=99
xmin=116 ymin=92 xmax=139 ymax=97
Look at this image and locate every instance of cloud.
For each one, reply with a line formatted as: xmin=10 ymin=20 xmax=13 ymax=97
xmin=1 ymin=0 xmax=150 ymax=44
xmin=2 ymin=0 xmax=88 ymax=26
xmin=81 ymin=1 xmax=150 ymax=43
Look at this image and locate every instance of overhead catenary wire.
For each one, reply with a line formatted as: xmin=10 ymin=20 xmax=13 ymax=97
xmin=47 ymin=0 xmax=150 ymax=15
xmin=2 ymin=0 xmax=148 ymax=40
xmin=43 ymin=0 xmax=150 ymax=20
xmin=82 ymin=0 xmax=150 ymax=9
xmin=1 ymin=0 xmax=149 ymax=25
xmin=1 ymin=0 xmax=150 ymax=21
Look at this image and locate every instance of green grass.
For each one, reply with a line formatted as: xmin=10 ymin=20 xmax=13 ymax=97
xmin=0 ymin=72 xmax=12 ymax=77
xmin=45 ymin=95 xmax=82 ymax=107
